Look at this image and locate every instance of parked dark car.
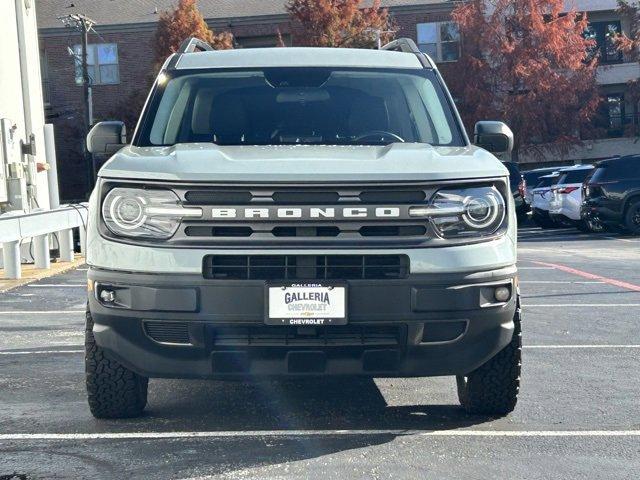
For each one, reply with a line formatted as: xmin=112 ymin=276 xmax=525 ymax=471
xmin=502 ymin=161 xmax=529 ymax=222
xmin=581 ymin=155 xmax=640 ymax=234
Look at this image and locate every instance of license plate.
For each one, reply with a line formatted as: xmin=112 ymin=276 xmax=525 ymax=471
xmin=266 ymin=282 xmax=347 ymax=325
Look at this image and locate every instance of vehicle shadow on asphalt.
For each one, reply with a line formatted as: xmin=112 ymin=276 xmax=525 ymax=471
xmin=115 ymin=377 xmax=493 ymax=432
xmin=82 ymin=377 xmax=495 ymax=475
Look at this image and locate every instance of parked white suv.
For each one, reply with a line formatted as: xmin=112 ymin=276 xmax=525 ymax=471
xmin=531 ymin=172 xmax=560 ymax=228
xmin=548 ymin=165 xmax=593 ymax=230
xmin=83 ymin=37 xmax=521 ymax=419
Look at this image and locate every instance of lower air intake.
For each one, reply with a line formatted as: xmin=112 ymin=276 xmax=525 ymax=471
xmin=203 ymin=254 xmax=409 ymax=280
xmin=144 ymin=321 xmax=191 ymax=344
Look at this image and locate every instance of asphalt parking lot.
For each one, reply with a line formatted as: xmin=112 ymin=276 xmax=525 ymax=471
xmin=1 ymin=226 xmax=639 ymax=479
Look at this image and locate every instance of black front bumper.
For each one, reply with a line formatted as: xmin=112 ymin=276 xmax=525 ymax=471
xmin=581 ymin=200 xmax=623 ymax=227
xmin=88 ymin=266 xmax=518 ymax=378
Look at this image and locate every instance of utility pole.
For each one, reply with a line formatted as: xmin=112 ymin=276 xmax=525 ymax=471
xmin=58 ymin=13 xmax=96 ymax=190
xmin=365 ymin=28 xmax=397 ymax=49
xmin=79 ymin=17 xmax=92 ymax=129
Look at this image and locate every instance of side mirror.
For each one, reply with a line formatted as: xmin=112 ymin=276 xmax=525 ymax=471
xmin=474 ymin=121 xmax=514 ymax=156
xmin=87 ymin=121 xmax=127 ymax=155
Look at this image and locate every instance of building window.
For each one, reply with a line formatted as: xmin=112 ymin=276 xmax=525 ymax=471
xmin=590 ymin=94 xmax=627 ymax=139
xmin=236 ymin=35 xmax=286 ymax=48
xmin=416 ymin=22 xmax=460 ymax=62
xmin=605 ymin=94 xmax=624 ymax=135
xmin=585 ymin=21 xmax=623 ymax=64
xmin=73 ymin=43 xmax=119 ymax=85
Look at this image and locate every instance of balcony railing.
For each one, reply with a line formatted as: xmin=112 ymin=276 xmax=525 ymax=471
xmin=582 ymin=112 xmax=640 ymax=140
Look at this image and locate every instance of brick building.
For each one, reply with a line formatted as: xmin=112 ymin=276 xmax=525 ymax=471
xmin=37 ymin=0 xmax=639 ymax=201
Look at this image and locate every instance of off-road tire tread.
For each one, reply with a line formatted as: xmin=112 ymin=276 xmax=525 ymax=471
xmin=624 ymin=200 xmax=640 ymax=235
xmin=85 ymin=306 xmax=148 ymax=418
xmin=457 ymin=298 xmax=522 ymax=415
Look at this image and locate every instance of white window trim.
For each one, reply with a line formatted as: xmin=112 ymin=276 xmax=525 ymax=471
xmin=73 ymin=43 xmax=120 ymax=86
xmin=416 ymin=21 xmax=460 ymax=64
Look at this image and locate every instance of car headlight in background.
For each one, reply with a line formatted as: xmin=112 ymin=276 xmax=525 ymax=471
xmin=102 ymin=187 xmax=202 ymax=239
xmin=409 ymin=186 xmax=506 ymax=238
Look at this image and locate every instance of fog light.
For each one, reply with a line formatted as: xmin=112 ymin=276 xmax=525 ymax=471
xmin=100 ymin=289 xmax=116 ymax=303
xmin=494 ymin=286 xmax=511 ymax=302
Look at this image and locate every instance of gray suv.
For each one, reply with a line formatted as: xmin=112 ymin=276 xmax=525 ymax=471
xmin=85 ymin=38 xmax=521 ymax=418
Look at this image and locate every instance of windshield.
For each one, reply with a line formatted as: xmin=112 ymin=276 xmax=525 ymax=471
xmin=557 ymin=169 xmax=592 ymax=185
xmin=535 ymin=176 xmax=559 ymax=188
xmin=523 ymin=169 xmax=554 ymax=186
xmin=134 ymin=67 xmax=464 ymax=147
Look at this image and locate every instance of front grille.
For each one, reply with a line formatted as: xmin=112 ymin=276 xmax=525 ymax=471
xmin=177 ymin=183 xmax=440 ymax=247
xmin=102 ymin=179 xmax=509 ymax=248
xmin=185 ymin=188 xmax=426 ymax=205
xmin=211 ymin=324 xmax=403 ymax=347
xmin=203 ymin=255 xmax=409 ymax=280
xmin=144 ymin=321 xmax=190 ymax=344
xmin=185 ymin=224 xmax=427 ymax=238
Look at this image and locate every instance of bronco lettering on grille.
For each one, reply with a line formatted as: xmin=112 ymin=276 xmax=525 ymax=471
xmin=210 ymin=207 xmax=402 ymax=220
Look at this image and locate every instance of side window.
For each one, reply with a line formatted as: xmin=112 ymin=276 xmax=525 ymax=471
xmin=584 ymin=21 xmax=623 ymax=64
xmin=73 ymin=43 xmax=120 ymax=85
xmin=416 ymin=22 xmax=460 ymax=62
xmin=589 ymin=167 xmax=609 ymax=183
xmin=610 ymin=159 xmax=639 ymax=179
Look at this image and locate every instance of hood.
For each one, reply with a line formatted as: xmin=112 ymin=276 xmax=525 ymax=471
xmin=99 ymin=143 xmax=508 ymax=183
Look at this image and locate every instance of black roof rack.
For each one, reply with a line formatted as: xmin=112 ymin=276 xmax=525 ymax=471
xmin=380 ymin=38 xmax=421 ymax=54
xmin=380 ymin=37 xmax=434 ymax=68
xmin=178 ymin=37 xmax=213 ymax=54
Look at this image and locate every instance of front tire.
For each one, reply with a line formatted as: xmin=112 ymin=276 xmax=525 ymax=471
xmin=624 ymin=200 xmax=640 ymax=235
xmin=456 ymin=297 xmax=522 ymax=415
xmin=85 ymin=305 xmax=148 ymax=419
xmin=579 ymin=217 xmax=605 ymax=233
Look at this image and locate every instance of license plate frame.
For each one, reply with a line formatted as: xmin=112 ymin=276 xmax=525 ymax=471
xmin=265 ymin=282 xmax=348 ymax=326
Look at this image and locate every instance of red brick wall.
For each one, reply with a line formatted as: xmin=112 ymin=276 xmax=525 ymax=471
xmin=42 ymin=30 xmax=157 ymax=199
xmin=40 ymin=6 xmax=456 ymax=200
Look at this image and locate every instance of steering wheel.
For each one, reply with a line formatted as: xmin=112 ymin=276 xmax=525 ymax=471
xmin=354 ymin=131 xmax=405 ymax=143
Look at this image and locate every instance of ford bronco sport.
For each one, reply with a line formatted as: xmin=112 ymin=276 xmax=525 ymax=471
xmin=85 ymin=38 xmax=521 ymax=419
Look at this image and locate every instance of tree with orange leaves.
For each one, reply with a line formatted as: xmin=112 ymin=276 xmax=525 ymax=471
xmin=447 ymin=0 xmax=600 ymax=158
xmin=153 ymin=0 xmax=233 ymax=66
xmin=286 ymin=0 xmax=394 ymax=48
xmin=111 ymin=0 xmax=233 ymax=132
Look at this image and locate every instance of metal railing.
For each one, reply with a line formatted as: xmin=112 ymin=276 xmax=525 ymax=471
xmin=0 ymin=204 xmax=88 ymax=279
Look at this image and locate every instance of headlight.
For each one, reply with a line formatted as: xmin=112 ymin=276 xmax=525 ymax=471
xmin=102 ymin=187 xmax=201 ymax=239
xmin=409 ymin=186 xmax=506 ymax=239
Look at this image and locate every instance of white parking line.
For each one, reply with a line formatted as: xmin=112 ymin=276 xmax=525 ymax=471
xmin=525 ymin=345 xmax=640 ymax=349
xmin=27 ymin=284 xmax=86 ymax=288
xmin=0 ymin=430 xmax=638 ymax=441
xmin=0 ymin=350 xmax=84 ymax=355
xmin=520 ymin=281 xmax=604 ymax=284
xmin=605 ymin=236 xmax=640 ymax=244
xmin=0 ymin=310 xmax=85 ymax=315
xmin=525 ymin=304 xmax=640 ymax=307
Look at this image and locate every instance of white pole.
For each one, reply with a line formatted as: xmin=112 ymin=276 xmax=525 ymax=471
xmin=33 ymin=234 xmax=50 ymax=269
xmin=2 ymin=241 xmax=21 ymax=279
xmin=58 ymin=229 xmax=74 ymax=262
xmin=79 ymin=224 xmax=86 ymax=254
xmin=44 ymin=124 xmax=60 ymax=209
